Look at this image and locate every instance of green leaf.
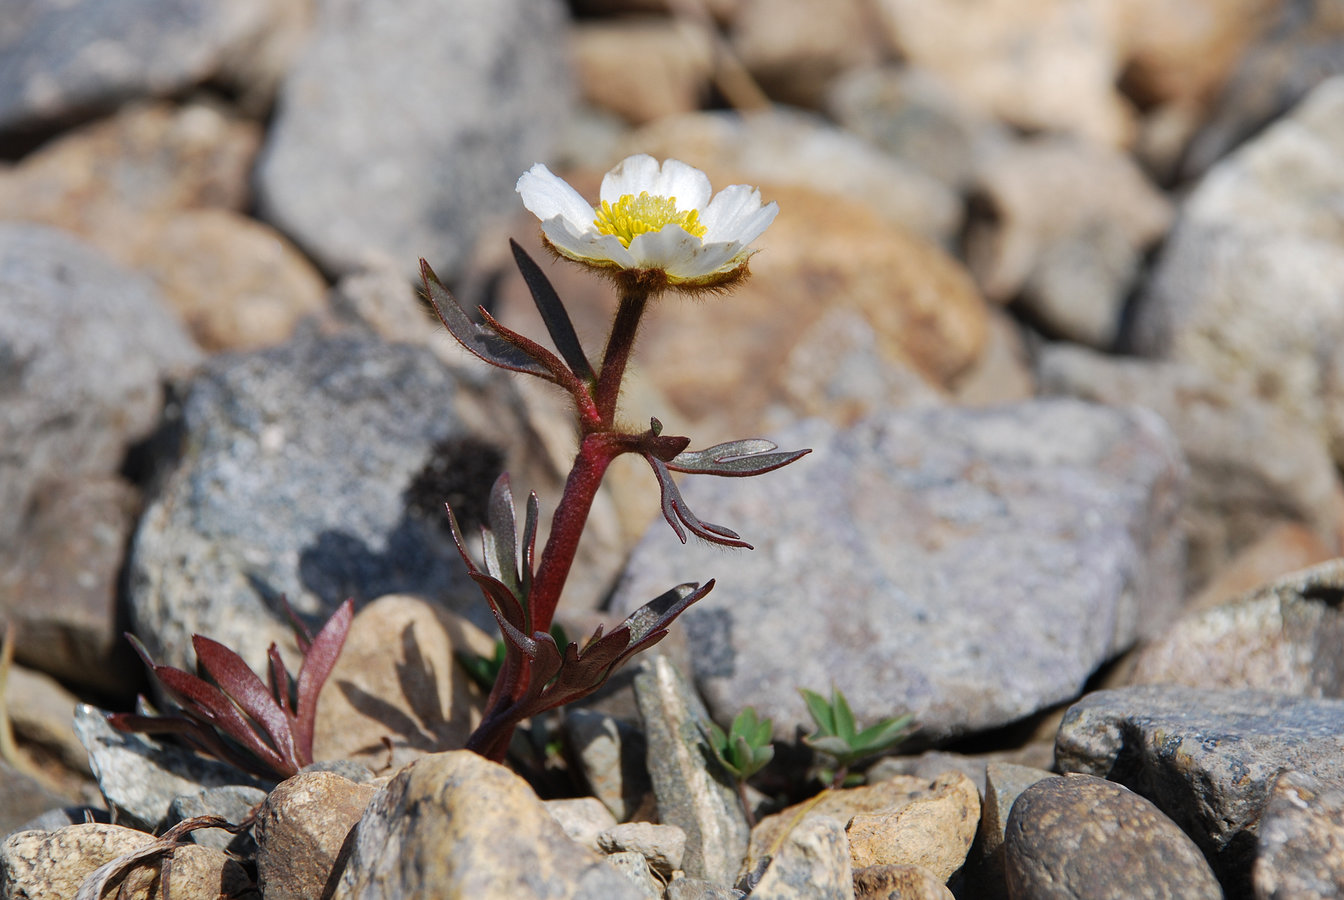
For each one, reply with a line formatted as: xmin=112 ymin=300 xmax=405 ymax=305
xmin=833 ymin=688 xmax=857 ymax=742
xmin=800 ymin=688 xmax=836 ymax=735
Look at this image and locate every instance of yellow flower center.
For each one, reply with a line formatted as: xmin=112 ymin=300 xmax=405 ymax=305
xmin=593 ymin=192 xmax=707 ymax=248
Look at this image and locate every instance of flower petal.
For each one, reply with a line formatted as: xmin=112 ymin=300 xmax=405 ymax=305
xmin=630 ymin=228 xmax=748 ymax=281
xmin=518 ymin=164 xmax=598 ymax=234
xmin=700 ymin=184 xmax=778 ymax=244
xmin=626 ymin=225 xmax=704 ymax=273
xmin=542 ymin=217 xmax=636 ymax=268
xmin=601 ymin=154 xmax=662 ymax=205
xmin=654 ymin=159 xmax=712 ymax=212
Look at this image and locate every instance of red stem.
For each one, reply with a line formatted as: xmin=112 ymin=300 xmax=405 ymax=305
xmin=470 ymin=286 xmax=657 ymax=761
xmin=594 ymin=288 xmax=650 ymax=426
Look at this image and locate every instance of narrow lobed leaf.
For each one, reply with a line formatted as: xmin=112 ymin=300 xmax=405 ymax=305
xmin=192 ymin=636 xmax=291 ymax=751
xmin=668 ymin=441 xmax=812 ymax=478
xmin=293 ymin=598 xmax=355 ymax=763
xmin=486 ymin=475 xmax=520 ymax=596
xmin=421 ymin=260 xmax=555 ymax=379
xmin=510 ymin=239 xmax=596 ymax=383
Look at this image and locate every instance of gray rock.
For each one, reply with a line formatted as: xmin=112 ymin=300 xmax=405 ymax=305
xmin=0 ymin=760 xmax=75 ymax=841
xmin=545 ymin=796 xmax=618 ymax=853
xmin=968 ymin=762 xmax=1054 ymax=900
xmin=166 ymin=784 xmax=267 ymax=855
xmin=1037 ymin=343 xmax=1343 ymax=589
xmin=604 ymin=850 xmax=663 ymax=899
xmin=751 ymin=815 xmax=855 ymax=900
xmin=564 ymin=709 xmax=652 ymax=822
xmin=0 ymin=0 xmax=274 ymax=134
xmin=333 ymin=750 xmax=642 ymax=899
xmin=255 ymin=0 xmax=571 ymax=281
xmin=13 ymin=806 xmax=110 ymax=834
xmin=1129 ymin=559 xmax=1344 ymax=696
xmin=73 ymin=704 xmax=266 ymax=832
xmin=1253 ymin=770 xmax=1344 ymax=900
xmin=1004 ymin=774 xmax=1223 ymax=900
xmin=1055 ymin=686 xmax=1344 ymax=889
xmin=0 ymin=223 xmax=200 ymax=683
xmin=1128 ymin=75 xmax=1344 ymax=466
xmin=127 ymin=330 xmax=538 ymax=674
xmin=633 ymin=654 xmax=750 ymax=886
xmin=622 ymin=107 xmax=962 ymax=245
xmin=599 ymin=822 xmax=687 ymax=880
xmin=667 ymin=877 xmax=746 ymax=900
xmin=610 ymin=400 xmax=1185 ymax=744
xmin=825 ymin=65 xmax=1008 ymax=192
xmin=963 ymin=136 xmax=1171 ymax=347
xmin=1182 ymin=0 xmax=1344 ymax=178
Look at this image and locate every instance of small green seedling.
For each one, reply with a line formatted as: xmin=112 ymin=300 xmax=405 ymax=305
xmin=800 ymin=687 xmax=914 ymax=789
xmin=706 ymin=707 xmax=774 ymax=827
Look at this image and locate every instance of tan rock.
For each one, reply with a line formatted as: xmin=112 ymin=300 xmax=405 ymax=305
xmin=121 ymin=208 xmax=328 ymax=351
xmin=255 ymin=771 xmax=377 ymax=900
xmin=964 ymin=136 xmax=1171 ymax=346
xmin=752 ymin=815 xmax=855 ymax=900
xmin=570 ymin=18 xmax=714 ymax=124
xmin=143 ymin=844 xmax=255 ymax=900
xmin=622 ymin=108 xmax=962 ymax=243
xmin=872 ymin=0 xmax=1134 ymax=146
xmin=0 ymin=102 xmax=259 ymax=227
xmin=1186 ymin=522 xmax=1337 ymax=614
xmin=0 ymin=823 xmax=251 ymax=900
xmin=845 ymin=772 xmax=980 ymax=880
xmin=1127 ymin=558 xmax=1344 ymax=697
xmin=1114 ymin=0 xmax=1281 ymax=107
xmin=0 ymin=101 xmax=321 ymax=351
xmin=947 ymin=308 xmax=1034 ymax=407
xmin=730 ymin=0 xmax=884 ymax=109
xmin=333 ymin=750 xmax=643 ymax=899
xmin=853 ymin=863 xmax=955 ymax=900
xmin=312 ymin=594 xmax=495 ymax=772
xmin=749 ymin=772 xmax=979 ymax=881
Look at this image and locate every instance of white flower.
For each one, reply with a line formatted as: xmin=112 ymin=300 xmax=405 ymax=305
xmin=516 ymin=154 xmax=778 ymax=291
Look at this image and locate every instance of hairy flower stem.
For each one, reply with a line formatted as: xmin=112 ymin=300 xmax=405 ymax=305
xmin=595 ymin=287 xmax=651 ymax=425
xmin=474 ymin=287 xmax=654 ymax=762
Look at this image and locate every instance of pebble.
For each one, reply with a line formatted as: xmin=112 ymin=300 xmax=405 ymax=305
xmin=853 ymin=863 xmax=955 ymax=900
xmin=633 ymin=654 xmax=750 ymax=886
xmin=125 ymin=332 xmax=527 ymax=675
xmin=599 ymin=821 xmax=688 ymax=880
xmin=254 ymin=771 xmax=376 ymax=900
xmin=332 ymin=750 xmax=642 ymax=899
xmin=310 ymin=594 xmax=495 ymax=773
xmin=1056 ymin=685 xmax=1344 ymax=887
xmin=1128 ymin=558 xmax=1344 ymax=695
xmin=0 ymin=223 xmax=200 ymax=687
xmin=1253 ymin=770 xmax=1344 ymax=900
xmin=750 ymin=814 xmax=855 ymax=900
xmin=1004 ymin=774 xmax=1223 ymax=900
xmin=72 ymin=704 xmax=267 ymax=832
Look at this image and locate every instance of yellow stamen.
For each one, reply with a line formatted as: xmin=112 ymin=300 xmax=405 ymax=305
xmin=593 ymin=192 xmax=706 ymax=248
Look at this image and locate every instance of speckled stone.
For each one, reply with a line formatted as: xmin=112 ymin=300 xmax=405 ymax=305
xmin=1004 ymin=774 xmax=1222 ymax=900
